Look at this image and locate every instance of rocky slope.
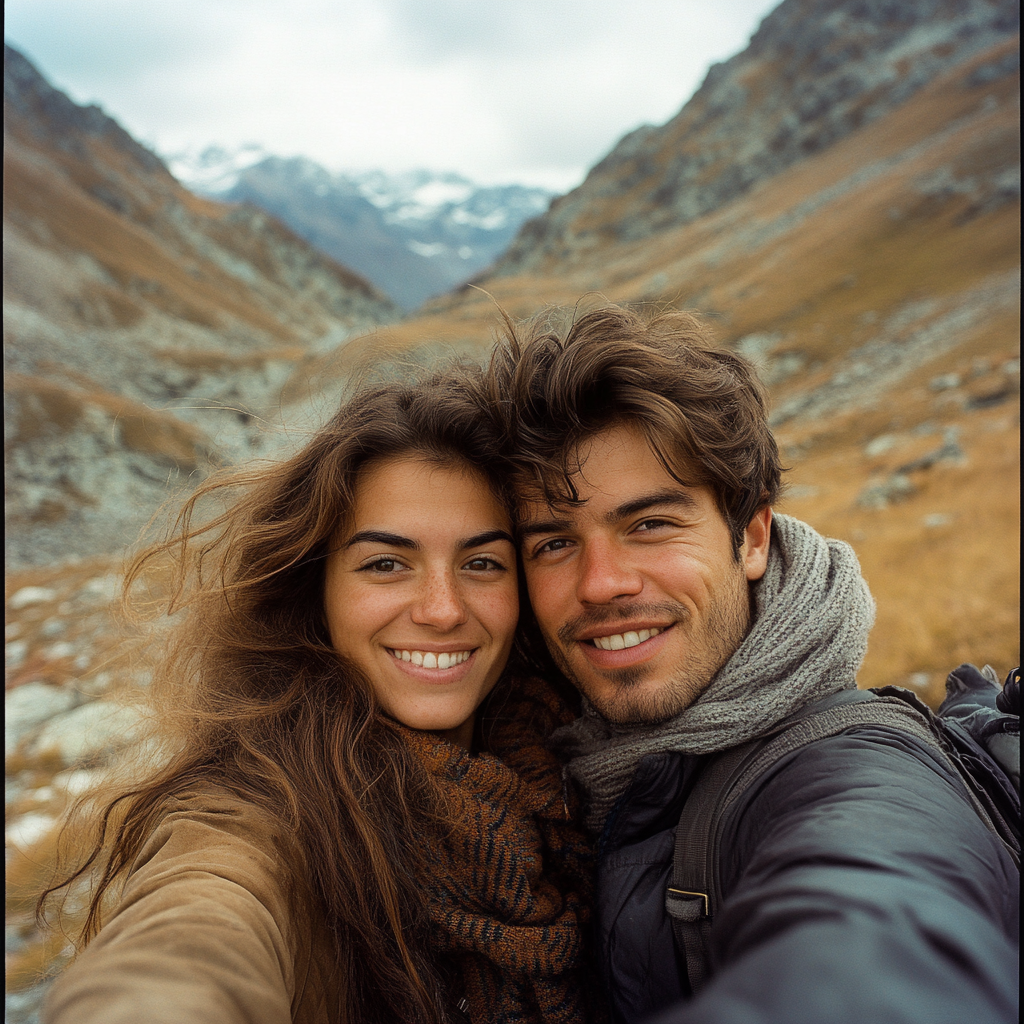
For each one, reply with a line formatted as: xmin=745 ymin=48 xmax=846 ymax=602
xmin=4 ymin=45 xmax=399 ymax=570
xmin=336 ymin=4 xmax=1020 ymax=699
xmin=4 ymin=5 xmax=1019 ymax=1017
xmin=497 ymin=0 xmax=1018 ymax=272
xmin=171 ymin=149 xmax=553 ymax=310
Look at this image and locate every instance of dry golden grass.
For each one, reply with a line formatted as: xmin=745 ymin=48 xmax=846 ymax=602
xmin=3 ymin=35 xmax=1019 ymax=999
xmin=289 ymin=46 xmax=1021 ymax=701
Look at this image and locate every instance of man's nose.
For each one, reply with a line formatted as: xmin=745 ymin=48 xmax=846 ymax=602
xmin=575 ymin=537 xmax=643 ymax=605
xmin=411 ymin=568 xmax=469 ymax=630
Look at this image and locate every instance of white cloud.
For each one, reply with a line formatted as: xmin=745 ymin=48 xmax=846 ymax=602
xmin=4 ymin=0 xmax=778 ymax=191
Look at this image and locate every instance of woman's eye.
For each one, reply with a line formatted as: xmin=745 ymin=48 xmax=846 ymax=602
xmin=360 ymin=558 xmax=400 ymax=573
xmin=464 ymin=557 xmax=505 ymax=572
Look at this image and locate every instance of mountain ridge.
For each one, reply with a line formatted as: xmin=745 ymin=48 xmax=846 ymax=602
xmin=171 ymin=148 xmax=553 ymax=309
xmin=496 ymin=0 xmax=1019 ymax=274
xmin=3 ymin=44 xmax=399 ymax=569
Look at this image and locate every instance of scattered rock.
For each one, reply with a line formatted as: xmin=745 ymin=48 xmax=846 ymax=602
xmin=896 ymin=429 xmax=967 ymax=472
xmin=965 ymin=383 xmax=1019 ymax=410
xmin=736 ymin=332 xmax=783 ymax=361
xmin=55 ymin=767 xmax=108 ymax=797
xmin=82 ymin=575 xmax=120 ymax=602
xmin=41 ymin=641 xmax=76 ymax=661
xmin=6 ymin=639 xmax=29 ymax=672
xmin=5 ymin=682 xmax=78 ymax=756
xmin=8 ymin=587 xmax=57 ymax=610
xmin=785 ymin=484 xmax=820 ymax=500
xmin=5 ymin=811 xmax=57 ymax=849
xmin=929 ymin=372 xmax=962 ymax=391
xmin=864 ymin=434 xmax=898 ymax=457
xmin=5 ymin=981 xmax=51 ymax=1024
xmin=857 ymin=473 xmax=915 ymax=509
xmin=29 ymin=700 xmax=145 ymax=766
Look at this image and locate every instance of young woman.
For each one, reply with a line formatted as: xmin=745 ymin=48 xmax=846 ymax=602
xmin=40 ymin=366 xmax=596 ymax=1024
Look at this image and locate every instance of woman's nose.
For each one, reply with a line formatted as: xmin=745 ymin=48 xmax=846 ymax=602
xmin=411 ymin=569 xmax=468 ymax=630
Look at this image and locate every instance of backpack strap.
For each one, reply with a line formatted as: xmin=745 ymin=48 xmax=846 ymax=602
xmin=664 ymin=693 xmax=1016 ymax=995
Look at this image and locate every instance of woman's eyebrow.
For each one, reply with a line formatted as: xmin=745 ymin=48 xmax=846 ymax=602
xmin=460 ymin=529 xmax=515 ymax=549
xmin=345 ymin=530 xmax=418 ymax=550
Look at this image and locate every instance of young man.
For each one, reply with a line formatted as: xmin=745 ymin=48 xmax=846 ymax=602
xmin=487 ymin=305 xmax=1019 ymax=1024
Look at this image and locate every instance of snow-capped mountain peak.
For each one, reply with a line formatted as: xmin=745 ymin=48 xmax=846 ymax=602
xmin=164 ymin=146 xmax=555 ymax=310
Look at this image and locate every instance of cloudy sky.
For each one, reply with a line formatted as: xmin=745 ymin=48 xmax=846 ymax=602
xmin=5 ymin=0 xmax=778 ymax=191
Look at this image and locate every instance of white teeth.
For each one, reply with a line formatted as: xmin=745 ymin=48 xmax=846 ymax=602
xmin=390 ymin=649 xmax=472 ymax=669
xmin=592 ymin=627 xmax=661 ymax=651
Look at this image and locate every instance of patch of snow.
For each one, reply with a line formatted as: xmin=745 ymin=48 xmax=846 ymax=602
xmin=450 ymin=207 xmax=509 ymax=230
xmin=407 ymin=241 xmax=448 ymax=258
xmin=167 ymin=143 xmax=268 ymax=195
xmin=412 ymin=180 xmax=474 ymax=207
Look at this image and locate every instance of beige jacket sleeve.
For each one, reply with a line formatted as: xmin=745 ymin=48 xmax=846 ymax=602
xmin=42 ymin=789 xmax=309 ymax=1024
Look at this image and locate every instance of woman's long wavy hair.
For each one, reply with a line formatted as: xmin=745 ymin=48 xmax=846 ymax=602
xmin=39 ymin=363 xmax=514 ymax=1023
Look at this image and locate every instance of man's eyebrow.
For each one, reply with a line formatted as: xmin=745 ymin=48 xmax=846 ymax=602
xmin=459 ymin=529 xmax=515 ymax=549
xmin=518 ymin=491 xmax=699 ymax=540
xmin=344 ymin=530 xmax=418 ymax=550
xmin=519 ymin=518 xmax=574 ymax=540
xmin=606 ymin=490 xmax=699 ymax=523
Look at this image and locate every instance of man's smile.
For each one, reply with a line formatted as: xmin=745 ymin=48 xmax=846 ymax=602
xmin=585 ymin=627 xmax=664 ymax=651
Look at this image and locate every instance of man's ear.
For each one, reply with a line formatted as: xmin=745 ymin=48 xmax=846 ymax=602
xmin=741 ymin=506 xmax=772 ymax=581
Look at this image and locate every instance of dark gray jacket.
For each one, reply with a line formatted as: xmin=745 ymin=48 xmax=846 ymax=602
xmin=595 ymin=697 xmax=1019 ymax=1024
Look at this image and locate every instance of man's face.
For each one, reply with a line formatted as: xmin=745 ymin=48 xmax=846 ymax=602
xmin=520 ymin=424 xmax=771 ymax=725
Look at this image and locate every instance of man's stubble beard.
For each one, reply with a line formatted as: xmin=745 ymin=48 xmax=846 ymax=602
xmin=545 ymin=566 xmax=753 ymax=726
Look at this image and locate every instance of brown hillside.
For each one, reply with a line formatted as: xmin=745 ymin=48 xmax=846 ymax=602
xmin=291 ymin=34 xmax=1020 ymax=705
xmin=3 ymin=45 xmax=399 ymax=569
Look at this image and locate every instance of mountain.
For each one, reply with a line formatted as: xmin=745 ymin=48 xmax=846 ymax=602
xmin=333 ymin=0 xmax=1019 ymax=701
xmin=169 ymin=149 xmax=553 ymax=310
xmin=3 ymin=44 xmax=399 ymax=569
xmin=4 ymin=4 xmax=1019 ymax=1013
xmin=497 ymin=0 xmax=1018 ymax=273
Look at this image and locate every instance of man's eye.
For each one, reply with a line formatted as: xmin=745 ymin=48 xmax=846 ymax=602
xmin=537 ymin=538 xmax=571 ymax=555
xmin=635 ymin=519 xmax=670 ymax=533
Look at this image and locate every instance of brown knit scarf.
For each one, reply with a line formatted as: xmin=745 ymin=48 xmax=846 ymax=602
xmin=400 ymin=676 xmax=599 ymax=1024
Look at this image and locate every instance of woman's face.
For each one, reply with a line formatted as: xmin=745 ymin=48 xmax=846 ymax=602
xmin=324 ymin=456 xmax=518 ymax=748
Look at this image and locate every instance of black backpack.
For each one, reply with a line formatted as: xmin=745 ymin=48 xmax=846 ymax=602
xmin=664 ymin=683 xmax=1021 ymax=993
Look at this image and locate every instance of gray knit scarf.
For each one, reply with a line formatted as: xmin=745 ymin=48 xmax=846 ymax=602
xmin=550 ymin=514 xmax=876 ymax=835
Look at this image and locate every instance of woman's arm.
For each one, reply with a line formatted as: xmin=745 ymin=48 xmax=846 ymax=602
xmin=43 ymin=790 xmax=308 ymax=1024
